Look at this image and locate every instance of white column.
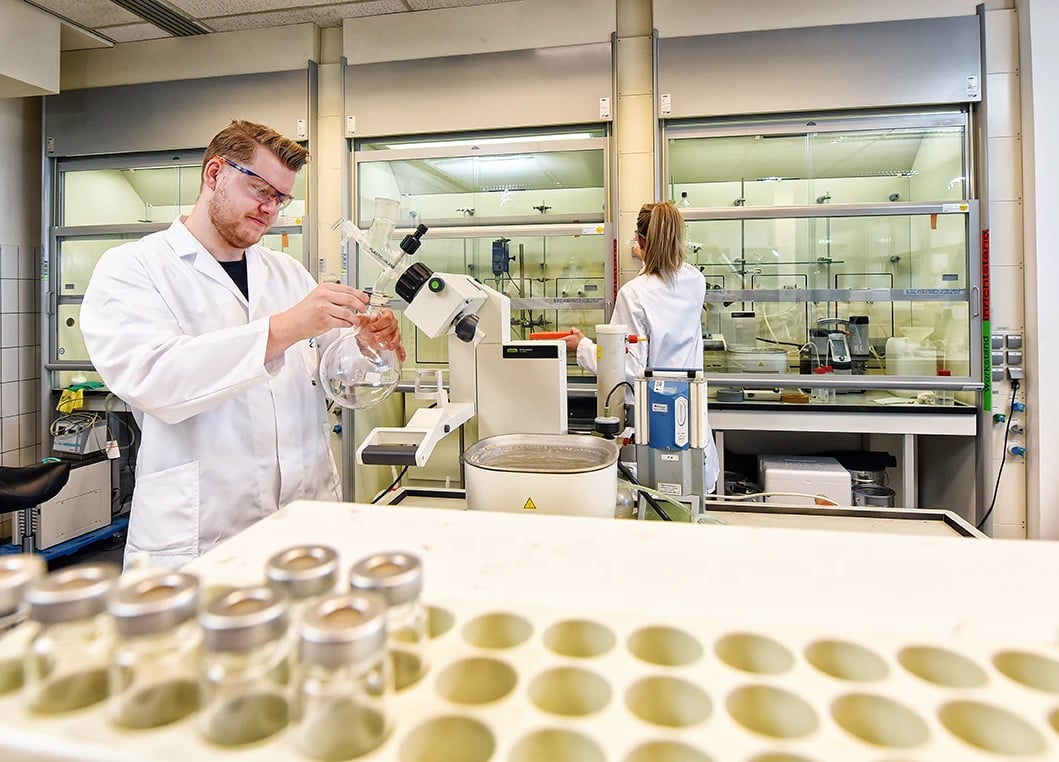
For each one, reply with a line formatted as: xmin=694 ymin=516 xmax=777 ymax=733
xmin=1016 ymin=0 xmax=1059 ymax=538
xmin=615 ymin=0 xmax=656 ymax=284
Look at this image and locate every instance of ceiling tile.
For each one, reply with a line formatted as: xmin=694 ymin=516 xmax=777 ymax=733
xmin=204 ymin=1 xmax=408 ymax=31
xmin=36 ymin=0 xmax=529 ymax=50
xmin=96 ymin=22 xmax=174 ymax=43
xmin=169 ymin=0 xmax=361 ymax=15
xmin=406 ymin=0 xmax=516 ymax=8
xmin=27 ymin=0 xmax=140 ymax=27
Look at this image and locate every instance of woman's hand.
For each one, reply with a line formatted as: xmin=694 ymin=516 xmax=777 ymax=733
xmin=629 ymin=237 xmax=644 ymax=261
xmin=563 ymin=327 xmax=585 ymax=352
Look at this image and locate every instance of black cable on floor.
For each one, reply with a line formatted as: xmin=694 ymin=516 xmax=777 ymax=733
xmin=372 ymin=465 xmax=410 ymax=504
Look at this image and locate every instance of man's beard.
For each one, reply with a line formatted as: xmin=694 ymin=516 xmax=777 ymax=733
xmin=208 ymin=190 xmax=262 ymax=251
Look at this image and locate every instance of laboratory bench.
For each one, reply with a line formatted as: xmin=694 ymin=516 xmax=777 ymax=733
xmin=0 ymin=502 xmax=1055 ymax=761
xmin=697 ymin=392 xmax=976 ymax=513
xmin=381 ymin=486 xmax=983 ymax=537
xmin=567 ymin=378 xmax=979 ymax=515
xmin=391 ymin=373 xmax=980 ymax=515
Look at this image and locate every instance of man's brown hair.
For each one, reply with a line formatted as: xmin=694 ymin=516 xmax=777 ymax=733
xmin=201 ymin=119 xmax=309 ymax=185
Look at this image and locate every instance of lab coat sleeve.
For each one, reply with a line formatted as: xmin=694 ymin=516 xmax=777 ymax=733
xmin=611 ymin=286 xmax=649 ymax=384
xmin=81 ymin=250 xmax=278 ymax=425
xmin=575 ymin=337 xmax=598 ymax=374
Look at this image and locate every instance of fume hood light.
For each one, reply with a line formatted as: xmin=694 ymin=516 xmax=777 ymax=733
xmin=857 ymin=169 xmax=921 ymax=178
xmin=383 ymin=133 xmax=594 ymax=150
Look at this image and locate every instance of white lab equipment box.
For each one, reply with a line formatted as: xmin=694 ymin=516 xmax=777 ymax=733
xmin=15 ymin=459 xmax=111 ymax=549
xmin=757 ymin=455 xmax=852 ymax=507
xmin=475 ymin=340 xmax=567 ymax=439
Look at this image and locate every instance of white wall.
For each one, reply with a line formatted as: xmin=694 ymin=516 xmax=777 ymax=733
xmin=1017 ymin=0 xmax=1059 ymax=538
xmin=0 ymin=96 xmax=44 ymax=534
xmin=653 ymin=0 xmax=1004 ymax=36
xmin=343 ymin=0 xmax=615 ymax=64
xmin=981 ymin=9 xmax=1027 ymax=538
xmin=60 ymin=24 xmax=318 ymax=90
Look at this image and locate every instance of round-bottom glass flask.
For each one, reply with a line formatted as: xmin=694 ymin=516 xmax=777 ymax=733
xmin=319 ymin=327 xmax=401 ymax=410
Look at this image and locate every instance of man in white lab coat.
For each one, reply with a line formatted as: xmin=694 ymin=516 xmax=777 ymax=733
xmin=80 ymin=120 xmax=403 ymax=568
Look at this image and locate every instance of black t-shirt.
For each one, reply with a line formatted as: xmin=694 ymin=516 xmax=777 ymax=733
xmin=218 ymin=257 xmax=249 ymax=300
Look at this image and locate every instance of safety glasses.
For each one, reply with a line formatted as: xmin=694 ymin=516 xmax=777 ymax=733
xmin=220 ymin=157 xmax=294 ymax=210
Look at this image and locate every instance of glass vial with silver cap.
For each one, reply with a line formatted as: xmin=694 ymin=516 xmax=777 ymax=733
xmin=295 ymin=591 xmax=392 ymax=761
xmin=266 ymin=544 xmax=339 ymax=628
xmin=23 ymin=562 xmax=121 ymax=713
xmin=349 ymin=552 xmax=426 ymax=690
xmin=0 ymin=554 xmax=45 ymax=694
xmin=107 ymin=571 xmax=202 ymax=729
xmin=197 ymin=585 xmax=290 ymax=746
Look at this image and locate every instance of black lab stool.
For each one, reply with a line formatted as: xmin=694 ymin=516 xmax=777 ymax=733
xmin=0 ymin=462 xmax=71 ymax=554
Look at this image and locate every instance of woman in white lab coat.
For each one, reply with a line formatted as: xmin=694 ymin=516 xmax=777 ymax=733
xmin=565 ymin=201 xmax=720 ymax=492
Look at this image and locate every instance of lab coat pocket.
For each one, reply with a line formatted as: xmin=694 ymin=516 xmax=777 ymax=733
xmin=128 ymin=461 xmax=200 ymax=556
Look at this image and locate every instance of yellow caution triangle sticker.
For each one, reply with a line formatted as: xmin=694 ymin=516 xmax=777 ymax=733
xmin=523 ymin=497 xmax=537 ymax=510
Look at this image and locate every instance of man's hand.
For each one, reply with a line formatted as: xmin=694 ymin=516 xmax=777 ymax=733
xmin=563 ymin=327 xmax=585 ymax=352
xmin=267 ymin=284 xmax=369 ymax=361
xmin=357 ymin=308 xmax=407 ymax=362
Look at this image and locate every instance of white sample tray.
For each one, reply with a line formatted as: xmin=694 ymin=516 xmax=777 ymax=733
xmin=0 ymin=501 xmax=1058 ymax=761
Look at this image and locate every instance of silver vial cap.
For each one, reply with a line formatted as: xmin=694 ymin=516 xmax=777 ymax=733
xmin=349 ymin=552 xmax=422 ymax=606
xmin=199 ymin=585 xmax=288 ymax=652
xmin=299 ymin=592 xmax=388 ymax=669
xmin=266 ymin=545 xmax=338 ymax=601
xmin=108 ymin=572 xmax=200 ymax=637
xmin=24 ymin=563 xmax=121 ymax=624
xmin=0 ymin=554 xmax=45 ymax=615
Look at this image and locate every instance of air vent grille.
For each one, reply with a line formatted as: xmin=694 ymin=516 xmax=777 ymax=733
xmin=111 ymin=0 xmax=208 ymax=36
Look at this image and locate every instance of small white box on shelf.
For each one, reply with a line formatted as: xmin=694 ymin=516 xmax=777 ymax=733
xmin=758 ymin=454 xmax=852 ymax=506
